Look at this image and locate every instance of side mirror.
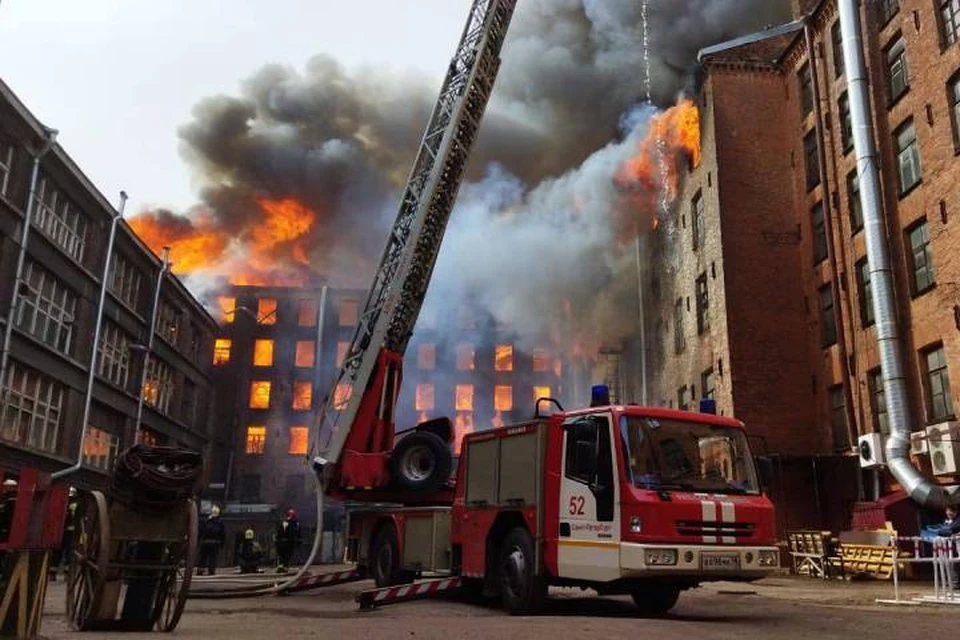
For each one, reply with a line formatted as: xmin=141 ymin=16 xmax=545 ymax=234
xmin=755 ymin=456 xmax=775 ymax=494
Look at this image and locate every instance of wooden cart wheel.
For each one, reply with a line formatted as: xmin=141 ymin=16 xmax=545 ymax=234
xmin=66 ymin=491 xmax=110 ymax=631
xmin=153 ymin=498 xmax=198 ymax=632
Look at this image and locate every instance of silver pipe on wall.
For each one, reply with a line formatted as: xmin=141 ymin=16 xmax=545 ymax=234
xmin=838 ymin=0 xmax=958 ymax=507
xmin=52 ymin=191 xmax=127 ymax=480
xmin=134 ymin=247 xmax=171 ymax=437
xmin=635 ymin=235 xmax=648 ymax=405
xmin=0 ymin=128 xmax=57 ymax=408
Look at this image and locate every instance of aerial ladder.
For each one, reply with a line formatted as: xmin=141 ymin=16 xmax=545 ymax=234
xmin=190 ymin=0 xmax=518 ymax=600
xmin=310 ymin=0 xmax=517 ymax=499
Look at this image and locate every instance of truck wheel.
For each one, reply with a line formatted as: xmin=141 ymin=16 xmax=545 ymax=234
xmin=498 ymin=527 xmax=546 ymax=615
xmin=391 ymin=431 xmax=452 ymax=494
xmin=370 ymin=524 xmax=408 ymax=588
xmin=630 ymin=585 xmax=680 ymax=616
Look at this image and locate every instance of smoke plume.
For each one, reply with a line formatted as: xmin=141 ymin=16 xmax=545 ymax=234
xmin=131 ymin=0 xmax=791 ymax=361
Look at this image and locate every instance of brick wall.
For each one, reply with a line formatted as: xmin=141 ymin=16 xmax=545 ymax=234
xmin=794 ymin=0 xmax=960 ymax=472
xmin=647 ymin=67 xmax=823 ymax=456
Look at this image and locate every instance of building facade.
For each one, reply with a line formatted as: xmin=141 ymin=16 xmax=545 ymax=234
xmin=638 ymin=0 xmax=960 ymax=534
xmin=0 ymin=79 xmax=220 ymax=490
xmin=212 ymin=283 xmax=358 ymax=521
xmin=214 ymin=284 xmax=567 ymax=521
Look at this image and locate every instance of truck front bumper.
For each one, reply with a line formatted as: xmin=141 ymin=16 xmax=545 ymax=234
xmin=619 ymin=542 xmax=780 ymax=580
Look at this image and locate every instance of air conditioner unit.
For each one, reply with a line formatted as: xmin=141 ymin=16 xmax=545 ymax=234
xmin=910 ymin=431 xmax=929 ymax=455
xmin=926 ymin=422 xmax=960 ymax=476
xmin=858 ymin=432 xmax=885 ymax=468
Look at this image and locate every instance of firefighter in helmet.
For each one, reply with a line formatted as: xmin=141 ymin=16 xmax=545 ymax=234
xmin=198 ymin=505 xmax=226 ymax=575
xmin=274 ymin=508 xmax=301 ymax=573
xmin=238 ymin=528 xmax=264 ymax=574
xmin=55 ymin=486 xmax=79 ymax=580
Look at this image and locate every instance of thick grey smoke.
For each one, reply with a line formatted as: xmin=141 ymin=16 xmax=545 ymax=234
xmin=490 ymin=0 xmax=791 ymax=176
xmin=139 ymin=0 xmax=791 ymax=349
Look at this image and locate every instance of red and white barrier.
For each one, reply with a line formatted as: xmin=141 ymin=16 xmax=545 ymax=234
xmin=356 ymin=577 xmax=463 ymax=609
xmin=283 ymin=568 xmax=364 ymax=593
xmin=877 ymin=535 xmax=960 ymax=606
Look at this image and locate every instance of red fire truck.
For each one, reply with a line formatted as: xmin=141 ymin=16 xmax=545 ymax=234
xmin=345 ymin=392 xmax=778 ymax=615
xmin=284 ymin=0 xmax=779 ymax=615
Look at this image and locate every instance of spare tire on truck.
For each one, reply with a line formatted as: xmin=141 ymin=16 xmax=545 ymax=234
xmin=390 ymin=431 xmax=452 ymax=494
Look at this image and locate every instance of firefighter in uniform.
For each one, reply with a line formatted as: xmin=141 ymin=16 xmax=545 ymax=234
xmin=274 ymin=509 xmax=301 ymax=573
xmin=54 ymin=486 xmax=79 ymax=580
xmin=238 ymin=528 xmax=263 ymax=574
xmin=198 ymin=505 xmax=225 ymax=575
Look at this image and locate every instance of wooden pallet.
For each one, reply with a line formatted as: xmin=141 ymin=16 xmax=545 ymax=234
xmin=838 ymin=543 xmax=896 ymax=579
xmin=788 ymin=530 xmax=843 ymax=579
xmin=837 ymin=528 xmax=911 ymax=580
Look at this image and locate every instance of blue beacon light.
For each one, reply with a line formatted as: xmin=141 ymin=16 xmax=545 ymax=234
xmin=590 ymin=384 xmax=611 ymax=407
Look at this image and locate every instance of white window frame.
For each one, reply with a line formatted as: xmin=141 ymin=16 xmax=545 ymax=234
xmin=887 ymin=37 xmax=909 ymax=103
xmin=896 ymin=121 xmax=922 ymax=194
xmin=0 ymin=140 xmax=13 ymax=199
xmin=17 ymin=260 xmax=76 ymax=354
xmin=82 ymin=426 xmax=120 ymax=471
xmin=32 ymin=175 xmax=87 ymax=262
xmin=0 ymin=361 xmax=63 ymax=453
xmin=98 ymin=321 xmax=131 ymax=389
xmin=108 ymin=252 xmax=142 ymax=310
xmin=158 ymin=299 xmax=180 ymax=347
xmin=143 ymin=357 xmax=175 ymax=414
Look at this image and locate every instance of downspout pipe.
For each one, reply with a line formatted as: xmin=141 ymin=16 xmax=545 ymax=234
xmin=134 ymin=247 xmax=171 ymax=436
xmin=0 ymin=128 xmax=58 ymax=406
xmin=635 ymin=235 xmax=648 ymax=405
xmin=838 ymin=0 xmax=959 ymax=507
xmin=313 ymin=285 xmax=329 ymax=406
xmin=804 ymin=17 xmax=859 ymax=451
xmin=52 ymin=191 xmax=127 ymax=480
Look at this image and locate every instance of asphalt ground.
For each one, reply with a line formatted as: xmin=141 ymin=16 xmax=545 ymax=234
xmin=33 ymin=571 xmax=960 ymax=639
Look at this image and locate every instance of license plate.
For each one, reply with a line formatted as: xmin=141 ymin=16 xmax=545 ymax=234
xmin=701 ymin=553 xmax=740 ymax=570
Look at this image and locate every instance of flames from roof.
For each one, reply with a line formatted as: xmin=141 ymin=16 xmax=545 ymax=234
xmin=126 ymin=1 xmax=787 ymax=361
xmin=129 ymin=196 xmax=316 ymax=287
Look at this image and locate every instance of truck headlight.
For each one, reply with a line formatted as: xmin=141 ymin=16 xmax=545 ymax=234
xmin=758 ymin=550 xmax=779 ymax=567
xmin=630 ymin=516 xmax=642 ymax=533
xmin=644 ymin=549 xmax=678 ymax=566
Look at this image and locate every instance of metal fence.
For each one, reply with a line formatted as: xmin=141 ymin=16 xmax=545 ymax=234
xmin=877 ymin=535 xmax=960 ymax=606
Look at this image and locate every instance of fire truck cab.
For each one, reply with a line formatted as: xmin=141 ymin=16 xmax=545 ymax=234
xmin=348 ymin=389 xmax=778 ymax=615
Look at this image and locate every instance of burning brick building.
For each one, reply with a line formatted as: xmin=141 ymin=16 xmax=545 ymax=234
xmin=0 ymin=79 xmax=220 ymax=489
xmin=401 ymin=304 xmax=567 ymax=454
xmin=213 ymin=283 xmax=568 ymax=524
xmin=211 ymin=284 xmax=361 ymax=523
xmin=633 ymin=0 xmax=960 ymax=535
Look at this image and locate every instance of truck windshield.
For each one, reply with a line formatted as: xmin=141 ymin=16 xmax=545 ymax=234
xmin=619 ymin=415 xmax=760 ymax=495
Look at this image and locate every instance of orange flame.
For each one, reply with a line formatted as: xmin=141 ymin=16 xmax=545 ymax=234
xmin=129 ymin=196 xmax=316 ymax=287
xmin=127 ymin=211 xmax=227 ymax=275
xmin=454 ymin=412 xmax=475 ymax=454
xmin=615 ymin=97 xmax=701 ymax=227
xmin=455 ymin=384 xmax=474 ymax=412
xmin=415 ymin=383 xmax=435 ymax=412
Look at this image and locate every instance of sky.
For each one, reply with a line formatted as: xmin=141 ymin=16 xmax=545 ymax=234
xmin=0 ymin=0 xmax=470 ymax=213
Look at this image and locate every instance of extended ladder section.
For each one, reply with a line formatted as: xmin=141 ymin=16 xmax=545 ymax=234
xmin=311 ymin=0 xmax=517 ymax=489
